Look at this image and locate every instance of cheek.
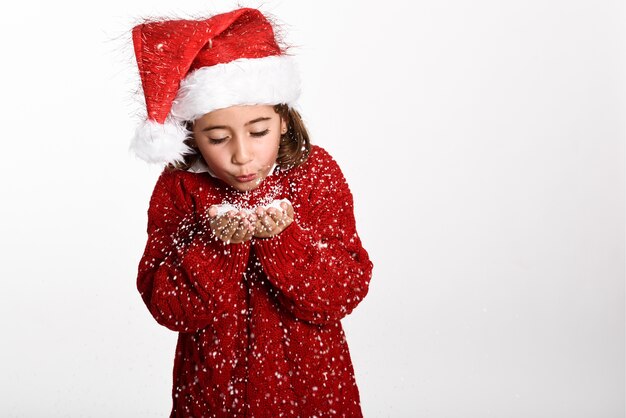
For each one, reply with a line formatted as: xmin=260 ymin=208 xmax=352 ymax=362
xmin=198 ymin=148 xmax=228 ymax=171
xmin=260 ymin=144 xmax=279 ymax=162
xmin=259 ymin=135 xmax=281 ymax=160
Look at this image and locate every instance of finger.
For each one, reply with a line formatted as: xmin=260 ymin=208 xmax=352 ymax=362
xmin=231 ymin=227 xmax=245 ymax=242
xmin=238 ymin=217 xmax=254 ymax=241
xmin=276 ymin=206 xmax=294 ymax=227
xmin=278 ymin=202 xmax=294 ymax=219
xmin=220 ymin=209 xmax=241 ymax=228
xmin=285 ymin=203 xmax=295 ymax=219
xmin=209 ymin=217 xmax=222 ymax=236
xmin=217 ymin=219 xmax=239 ymax=242
xmin=230 ymin=212 xmax=252 ymax=242
xmin=224 ymin=217 xmax=240 ymax=235
xmin=241 ymin=217 xmax=255 ymax=233
xmin=252 ymin=215 xmax=269 ymax=237
xmin=266 ymin=207 xmax=282 ymax=223
xmin=221 ymin=228 xmax=237 ymax=243
xmin=208 ymin=206 xmax=218 ymax=218
xmin=281 ymin=219 xmax=293 ymax=230
xmin=272 ymin=211 xmax=288 ymax=228
xmin=275 ymin=215 xmax=290 ymax=228
xmin=261 ymin=214 xmax=278 ymax=233
xmin=243 ymin=226 xmax=254 ymax=241
xmin=210 ymin=215 xmax=230 ymax=235
xmin=231 ymin=220 xmax=248 ymax=243
xmin=253 ymin=218 xmax=264 ymax=236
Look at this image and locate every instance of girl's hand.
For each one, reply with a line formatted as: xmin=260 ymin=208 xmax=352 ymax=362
xmin=207 ymin=206 xmax=254 ymax=244
xmin=253 ymin=202 xmax=294 ymax=238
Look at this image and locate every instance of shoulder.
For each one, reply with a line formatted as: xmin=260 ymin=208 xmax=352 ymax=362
xmin=151 ymin=168 xmax=184 ymax=199
xmin=295 ymin=145 xmax=344 ymax=179
xmin=155 ymin=166 xmax=207 ymax=192
xmin=150 ymin=167 xmax=203 ymax=212
xmin=307 ymin=145 xmax=339 ymax=167
xmin=287 ymin=145 xmax=351 ymax=199
xmin=157 ymin=166 xmax=195 ymax=182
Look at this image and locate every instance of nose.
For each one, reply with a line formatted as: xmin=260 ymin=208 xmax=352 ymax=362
xmin=231 ymin=137 xmax=253 ymax=165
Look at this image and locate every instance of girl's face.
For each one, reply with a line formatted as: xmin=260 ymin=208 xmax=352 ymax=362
xmin=192 ymin=105 xmax=287 ymax=192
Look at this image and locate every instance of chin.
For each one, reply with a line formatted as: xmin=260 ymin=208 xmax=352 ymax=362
xmin=232 ymin=184 xmax=257 ymax=192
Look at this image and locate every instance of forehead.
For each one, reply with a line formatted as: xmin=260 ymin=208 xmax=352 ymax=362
xmin=195 ymin=104 xmax=277 ymax=127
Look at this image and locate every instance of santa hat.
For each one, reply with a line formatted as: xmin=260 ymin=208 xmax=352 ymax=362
xmin=129 ymin=8 xmax=300 ymax=165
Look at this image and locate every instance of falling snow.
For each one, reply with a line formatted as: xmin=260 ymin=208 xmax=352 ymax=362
xmin=136 ymin=145 xmax=372 ymax=416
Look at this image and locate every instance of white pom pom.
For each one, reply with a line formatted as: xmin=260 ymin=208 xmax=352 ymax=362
xmin=129 ymin=119 xmax=193 ymax=165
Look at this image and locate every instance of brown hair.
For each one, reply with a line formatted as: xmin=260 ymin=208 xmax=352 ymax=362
xmin=164 ymin=104 xmax=311 ymax=172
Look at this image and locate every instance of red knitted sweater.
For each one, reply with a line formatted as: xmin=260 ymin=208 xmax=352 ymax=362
xmin=136 ymin=145 xmax=373 ymax=417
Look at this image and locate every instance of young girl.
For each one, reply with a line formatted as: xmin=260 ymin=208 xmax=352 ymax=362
xmin=131 ymin=8 xmax=373 ymax=417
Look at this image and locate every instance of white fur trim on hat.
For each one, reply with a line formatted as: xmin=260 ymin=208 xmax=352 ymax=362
xmin=171 ymin=55 xmax=300 ymax=121
xmin=129 ymin=119 xmax=193 ymax=164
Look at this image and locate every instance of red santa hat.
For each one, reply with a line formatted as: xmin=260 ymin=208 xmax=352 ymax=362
xmin=129 ymin=8 xmax=300 ymax=165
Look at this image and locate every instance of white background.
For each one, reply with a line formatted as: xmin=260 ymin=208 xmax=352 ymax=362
xmin=0 ymin=0 xmax=624 ymax=417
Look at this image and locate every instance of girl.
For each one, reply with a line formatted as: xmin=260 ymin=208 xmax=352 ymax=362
xmin=131 ymin=8 xmax=373 ymax=417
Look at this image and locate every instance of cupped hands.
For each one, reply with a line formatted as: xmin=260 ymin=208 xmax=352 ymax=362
xmin=207 ymin=202 xmax=294 ymax=244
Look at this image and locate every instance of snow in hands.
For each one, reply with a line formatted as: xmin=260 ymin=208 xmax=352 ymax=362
xmin=207 ymin=199 xmax=295 ymax=244
xmin=213 ymin=198 xmax=292 ymax=217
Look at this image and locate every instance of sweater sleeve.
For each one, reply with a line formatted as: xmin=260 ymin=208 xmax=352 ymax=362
xmin=252 ymin=151 xmax=373 ymax=325
xmin=136 ymin=170 xmax=250 ymax=333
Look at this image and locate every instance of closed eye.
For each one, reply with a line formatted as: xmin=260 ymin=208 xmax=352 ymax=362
xmin=251 ymin=129 xmax=270 ymax=137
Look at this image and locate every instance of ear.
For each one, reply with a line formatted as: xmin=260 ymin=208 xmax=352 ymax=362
xmin=280 ymin=118 xmax=288 ymax=134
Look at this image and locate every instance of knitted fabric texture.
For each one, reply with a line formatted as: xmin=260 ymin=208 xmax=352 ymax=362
xmin=136 ymin=145 xmax=373 ymax=417
xmin=133 ymin=8 xmax=283 ymax=124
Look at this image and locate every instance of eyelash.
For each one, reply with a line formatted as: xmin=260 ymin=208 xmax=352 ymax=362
xmin=251 ymin=129 xmax=270 ymax=138
xmin=208 ymin=129 xmax=270 ymax=144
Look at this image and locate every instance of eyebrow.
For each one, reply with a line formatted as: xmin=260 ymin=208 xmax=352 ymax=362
xmin=201 ymin=117 xmax=272 ymax=132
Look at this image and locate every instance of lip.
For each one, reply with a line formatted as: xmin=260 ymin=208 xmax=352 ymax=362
xmin=234 ymin=173 xmax=257 ymax=183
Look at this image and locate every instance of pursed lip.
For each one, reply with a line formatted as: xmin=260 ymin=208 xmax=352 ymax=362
xmin=234 ymin=173 xmax=257 ymax=182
